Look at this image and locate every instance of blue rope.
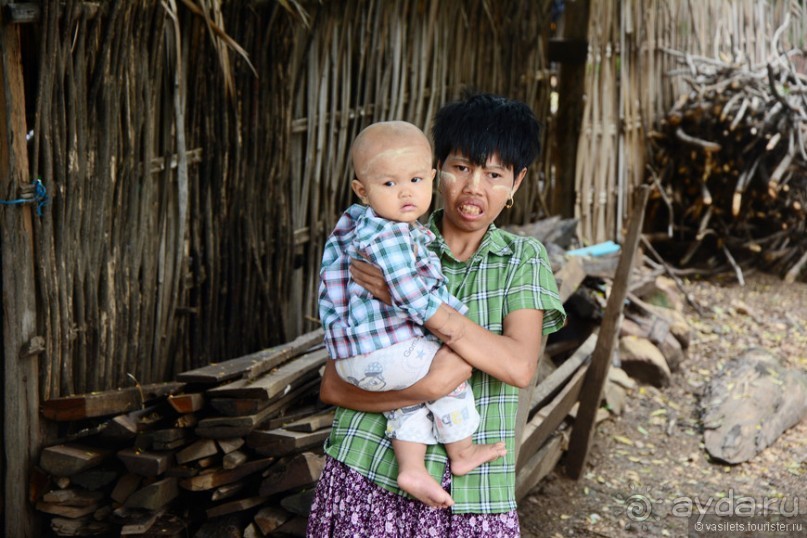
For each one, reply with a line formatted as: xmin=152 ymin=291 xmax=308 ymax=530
xmin=0 ymin=178 xmax=49 ymax=216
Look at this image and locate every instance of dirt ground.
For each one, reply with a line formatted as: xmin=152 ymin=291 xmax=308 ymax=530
xmin=517 ymin=270 xmax=807 ymax=538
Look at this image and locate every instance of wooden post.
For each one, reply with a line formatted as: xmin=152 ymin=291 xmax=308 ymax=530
xmin=564 ymin=185 xmax=650 ymax=479
xmin=0 ymin=7 xmax=41 ymax=535
xmin=552 ymin=0 xmax=592 ymax=218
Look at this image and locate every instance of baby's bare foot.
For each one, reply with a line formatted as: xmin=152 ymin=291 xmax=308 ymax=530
xmin=398 ymin=469 xmax=455 ymax=508
xmin=449 ymin=442 xmax=507 ymax=476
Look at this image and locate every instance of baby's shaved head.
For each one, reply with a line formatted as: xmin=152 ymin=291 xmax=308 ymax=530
xmin=351 ymin=121 xmax=432 ymax=178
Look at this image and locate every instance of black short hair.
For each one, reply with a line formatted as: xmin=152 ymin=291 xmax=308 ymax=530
xmin=432 ymin=92 xmax=541 ymax=174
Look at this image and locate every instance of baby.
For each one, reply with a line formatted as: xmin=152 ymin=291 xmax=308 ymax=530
xmin=318 ymin=120 xmax=506 ymax=507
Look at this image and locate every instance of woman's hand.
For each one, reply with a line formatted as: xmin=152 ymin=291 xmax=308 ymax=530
xmin=350 ymin=259 xmax=392 ymax=305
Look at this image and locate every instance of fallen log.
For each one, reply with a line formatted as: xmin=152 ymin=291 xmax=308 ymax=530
xmin=700 ymin=347 xmax=807 ymax=464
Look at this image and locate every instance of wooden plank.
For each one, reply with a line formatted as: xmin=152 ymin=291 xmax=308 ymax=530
xmin=249 ymin=427 xmax=331 ymax=457
xmin=515 ymin=434 xmax=565 ymax=501
xmin=207 ymin=348 xmax=327 ymax=400
xmin=223 ymin=450 xmax=248 ymax=470
xmin=254 ymin=506 xmax=293 ymax=535
xmin=555 ymin=255 xmax=587 ymax=303
xmin=167 ymin=393 xmax=205 ymax=414
xmin=259 ymin=452 xmax=324 ymax=496
xmin=39 ymin=444 xmax=109 ymax=477
xmin=565 ymin=186 xmax=651 ymax=479
xmin=110 ymin=473 xmax=142 ymax=504
xmin=209 ymin=397 xmax=270 ymax=417
xmin=41 ymin=382 xmax=185 ymax=421
xmin=517 ymin=364 xmax=588 ymax=470
xmin=283 ymin=409 xmax=335 ymax=432
xmin=177 ymin=329 xmax=324 ymax=384
xmin=1 ymin=13 xmax=40 ymax=534
xmin=195 ymin=378 xmax=320 ymax=439
xmin=529 ymin=333 xmax=596 ymax=412
xmin=179 ymin=458 xmax=274 ymax=492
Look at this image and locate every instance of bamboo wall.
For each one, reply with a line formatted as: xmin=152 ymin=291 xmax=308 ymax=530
xmin=10 ymin=0 xmax=806 ymax=400
xmin=18 ymin=0 xmax=556 ymax=398
xmin=573 ymin=0 xmax=806 ymax=245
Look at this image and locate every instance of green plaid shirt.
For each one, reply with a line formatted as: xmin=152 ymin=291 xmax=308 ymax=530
xmin=323 ymin=210 xmax=567 ymax=513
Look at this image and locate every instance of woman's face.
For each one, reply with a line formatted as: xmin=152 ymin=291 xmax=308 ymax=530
xmin=437 ymin=151 xmax=526 ymax=236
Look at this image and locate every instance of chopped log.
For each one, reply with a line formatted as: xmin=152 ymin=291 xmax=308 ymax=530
xmin=112 ymin=507 xmax=162 ymax=535
xmin=35 ymin=501 xmax=99 ymax=518
xmin=41 ymin=382 xmax=185 ymax=421
xmin=39 ymin=444 xmax=110 ymax=477
xmin=618 ymin=335 xmax=672 ymax=387
xmin=259 ymin=452 xmax=325 ymax=496
xmin=216 ymin=438 xmax=245 ymax=454
xmin=117 ymin=448 xmax=173 ymax=477
xmin=148 ymin=428 xmax=190 ymax=450
xmin=254 ymin=506 xmax=293 ymax=534
xmin=125 ymin=477 xmax=179 ymax=510
xmin=110 ymin=473 xmax=142 ymax=504
xmin=280 ymin=490 xmax=316 ymax=516
xmin=41 ymin=488 xmax=104 ymax=506
xmin=179 ymin=457 xmax=274 ymax=492
xmin=248 ymin=427 xmax=331 ymax=457
xmin=175 ymin=439 xmax=218 ymax=465
xmin=206 ymin=496 xmax=266 ymax=519
xmin=701 ymin=348 xmax=807 ymax=464
xmin=167 ymin=393 xmax=205 ymax=414
xmin=69 ymin=467 xmax=119 ymax=491
xmin=272 ymin=516 xmax=309 ymax=537
xmin=177 ymin=329 xmax=324 ymax=384
xmin=223 ymin=450 xmax=248 ymax=470
xmin=50 ymin=517 xmax=112 ymax=536
xmin=211 ymin=482 xmax=247 ymax=501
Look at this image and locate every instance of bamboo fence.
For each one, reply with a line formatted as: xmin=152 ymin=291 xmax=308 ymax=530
xmin=20 ymin=0 xmax=556 ymax=398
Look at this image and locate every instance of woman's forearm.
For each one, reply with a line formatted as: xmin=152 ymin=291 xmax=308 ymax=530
xmin=426 ymin=305 xmax=545 ymax=388
xmin=319 ymin=351 xmax=472 ymax=412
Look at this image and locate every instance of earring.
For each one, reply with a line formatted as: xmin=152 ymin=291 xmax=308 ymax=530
xmin=505 ymin=197 xmax=514 ymax=209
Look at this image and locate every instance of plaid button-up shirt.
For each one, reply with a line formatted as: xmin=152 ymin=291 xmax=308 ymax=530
xmin=319 ymin=204 xmax=467 ymax=360
xmin=322 ymin=210 xmax=567 ymax=513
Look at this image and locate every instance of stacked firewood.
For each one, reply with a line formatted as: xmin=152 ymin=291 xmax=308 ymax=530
xmin=32 ymin=330 xmax=330 ymax=537
xmin=647 ymin=46 xmax=807 ymax=283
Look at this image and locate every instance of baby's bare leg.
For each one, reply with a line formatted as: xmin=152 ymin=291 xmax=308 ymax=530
xmin=392 ymin=439 xmax=454 ymax=508
xmin=444 ymin=437 xmax=507 ymax=476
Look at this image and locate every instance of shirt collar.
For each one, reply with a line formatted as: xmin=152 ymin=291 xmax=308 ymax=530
xmin=428 ymin=209 xmax=513 ymax=262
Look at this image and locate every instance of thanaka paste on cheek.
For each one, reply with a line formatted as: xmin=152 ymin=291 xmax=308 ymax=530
xmin=439 ymin=170 xmax=457 ymax=183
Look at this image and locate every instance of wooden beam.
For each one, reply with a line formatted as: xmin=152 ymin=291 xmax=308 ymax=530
xmin=515 ymin=434 xmax=564 ymax=501
xmin=41 ymin=382 xmax=185 ymax=421
xmin=1 ymin=5 xmax=40 ymax=534
xmin=564 ymin=186 xmax=651 ymax=478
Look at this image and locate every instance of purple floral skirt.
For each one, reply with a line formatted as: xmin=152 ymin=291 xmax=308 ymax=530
xmin=306 ymin=456 xmax=520 ymax=537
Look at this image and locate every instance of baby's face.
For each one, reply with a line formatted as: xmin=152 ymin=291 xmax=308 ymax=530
xmin=353 ymin=142 xmax=435 ymax=223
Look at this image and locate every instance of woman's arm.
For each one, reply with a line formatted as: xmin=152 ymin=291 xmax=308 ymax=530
xmin=352 ymin=258 xmax=546 ymax=388
xmin=319 ymin=346 xmax=473 ymax=412
xmin=426 ymin=305 xmax=544 ymax=389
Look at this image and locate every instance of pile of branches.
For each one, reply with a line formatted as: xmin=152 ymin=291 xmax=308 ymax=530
xmin=646 ymin=42 xmax=807 ymax=283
